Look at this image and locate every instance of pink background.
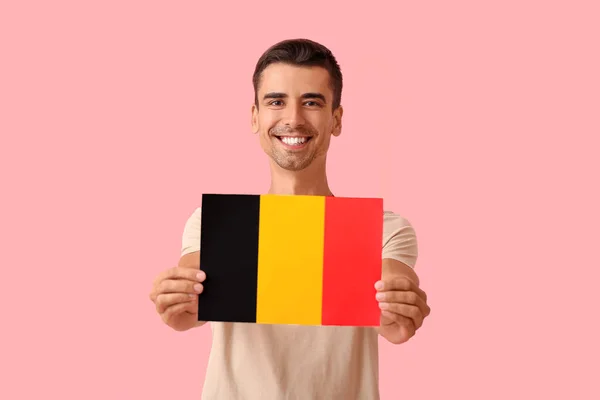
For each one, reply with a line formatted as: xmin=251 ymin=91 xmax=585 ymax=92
xmin=1 ymin=1 xmax=599 ymax=399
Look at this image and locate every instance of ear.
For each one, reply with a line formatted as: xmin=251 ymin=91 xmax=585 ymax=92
xmin=331 ymin=105 xmax=343 ymax=137
xmin=251 ymin=104 xmax=259 ymax=134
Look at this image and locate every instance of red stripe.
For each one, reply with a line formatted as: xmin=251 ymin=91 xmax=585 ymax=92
xmin=321 ymin=197 xmax=383 ymax=326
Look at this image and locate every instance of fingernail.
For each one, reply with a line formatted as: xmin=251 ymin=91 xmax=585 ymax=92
xmin=189 ymin=294 xmax=196 ymax=298
xmin=376 ymin=293 xmax=385 ymax=301
xmin=375 ymin=281 xmax=384 ymax=290
xmin=193 ymin=284 xmax=202 ymax=292
xmin=379 ymin=302 xmax=389 ymax=309
xmin=196 ymin=272 xmax=205 ymax=280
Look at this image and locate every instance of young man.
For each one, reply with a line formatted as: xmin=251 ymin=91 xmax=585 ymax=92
xmin=149 ymin=38 xmax=431 ymax=399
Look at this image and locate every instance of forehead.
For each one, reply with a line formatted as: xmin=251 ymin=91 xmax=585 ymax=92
xmin=258 ymin=63 xmax=332 ymax=97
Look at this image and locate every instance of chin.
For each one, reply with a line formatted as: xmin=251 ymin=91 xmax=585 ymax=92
xmin=273 ymin=156 xmax=314 ymax=172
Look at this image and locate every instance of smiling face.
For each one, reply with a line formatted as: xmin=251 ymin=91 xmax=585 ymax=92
xmin=251 ymin=63 xmax=343 ymax=171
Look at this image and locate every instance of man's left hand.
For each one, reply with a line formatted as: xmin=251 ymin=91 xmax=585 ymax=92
xmin=375 ymin=277 xmax=431 ymax=344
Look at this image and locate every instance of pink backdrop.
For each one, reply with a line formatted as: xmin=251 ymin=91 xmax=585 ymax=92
xmin=1 ymin=1 xmax=599 ymax=399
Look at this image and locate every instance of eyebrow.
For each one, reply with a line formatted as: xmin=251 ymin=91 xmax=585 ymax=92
xmin=263 ymin=92 xmax=327 ymax=103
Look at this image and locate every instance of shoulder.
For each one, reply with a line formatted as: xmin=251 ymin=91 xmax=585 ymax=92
xmin=383 ymin=210 xmax=413 ymax=230
xmin=381 ymin=211 xmax=419 ymax=268
xmin=183 ymin=207 xmax=202 ymax=232
xmin=383 ymin=211 xmax=417 ymax=240
xmin=181 ymin=207 xmax=202 ymax=256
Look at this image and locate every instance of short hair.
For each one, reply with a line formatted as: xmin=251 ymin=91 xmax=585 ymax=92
xmin=252 ymin=38 xmax=343 ymax=110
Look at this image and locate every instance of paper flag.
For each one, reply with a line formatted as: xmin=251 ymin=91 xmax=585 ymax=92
xmin=198 ymin=193 xmax=383 ymax=326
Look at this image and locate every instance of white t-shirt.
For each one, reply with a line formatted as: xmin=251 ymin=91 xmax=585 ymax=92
xmin=181 ymin=207 xmax=418 ymax=400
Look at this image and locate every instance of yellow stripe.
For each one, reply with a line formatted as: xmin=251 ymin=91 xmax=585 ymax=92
xmin=256 ymin=194 xmax=325 ymax=325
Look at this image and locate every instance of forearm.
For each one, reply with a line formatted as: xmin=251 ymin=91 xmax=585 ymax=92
xmin=382 ymin=258 xmax=419 ymax=286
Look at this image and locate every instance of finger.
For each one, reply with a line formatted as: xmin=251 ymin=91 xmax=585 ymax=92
xmin=157 ymin=279 xmax=203 ymax=297
xmin=381 ymin=311 xmax=415 ymax=343
xmin=378 ymin=302 xmax=424 ymax=329
xmin=376 ymin=277 xmax=427 ymax=302
xmin=161 ymin=301 xmax=197 ymax=325
xmin=382 ymin=310 xmax=414 ymax=328
xmin=156 ymin=293 xmax=197 ymax=314
xmin=380 ymin=312 xmax=395 ymax=326
xmin=161 ymin=266 xmax=205 ymax=283
xmin=376 ymin=291 xmax=430 ymax=317
xmin=151 ymin=267 xmax=206 ymax=301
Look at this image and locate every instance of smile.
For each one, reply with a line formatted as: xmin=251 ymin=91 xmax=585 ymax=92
xmin=274 ymin=135 xmax=312 ymax=149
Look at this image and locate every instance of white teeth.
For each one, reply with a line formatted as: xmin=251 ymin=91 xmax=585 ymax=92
xmin=281 ymin=137 xmax=307 ymax=146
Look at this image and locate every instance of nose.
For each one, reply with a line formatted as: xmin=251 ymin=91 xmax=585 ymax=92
xmin=281 ymin=102 xmax=305 ymax=128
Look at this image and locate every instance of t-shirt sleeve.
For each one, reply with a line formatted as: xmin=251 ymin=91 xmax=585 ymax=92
xmin=381 ymin=214 xmax=419 ymax=268
xmin=181 ymin=207 xmax=202 ymax=256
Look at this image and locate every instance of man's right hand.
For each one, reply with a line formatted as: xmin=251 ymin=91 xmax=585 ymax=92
xmin=149 ymin=254 xmax=206 ymax=331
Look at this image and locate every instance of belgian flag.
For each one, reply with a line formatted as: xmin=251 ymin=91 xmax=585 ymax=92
xmin=198 ymin=193 xmax=384 ymax=327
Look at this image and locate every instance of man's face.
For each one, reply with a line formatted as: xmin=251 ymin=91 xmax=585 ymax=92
xmin=251 ymin=63 xmax=343 ymax=171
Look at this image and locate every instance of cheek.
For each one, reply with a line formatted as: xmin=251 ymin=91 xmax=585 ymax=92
xmin=259 ymin=114 xmax=277 ymax=133
xmin=315 ymin=113 xmax=334 ymax=128
xmin=315 ymin=119 xmax=334 ymax=136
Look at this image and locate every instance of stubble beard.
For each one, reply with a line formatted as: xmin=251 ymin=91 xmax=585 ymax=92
xmin=270 ymin=147 xmax=316 ymax=171
xmin=268 ymin=124 xmax=318 ymax=171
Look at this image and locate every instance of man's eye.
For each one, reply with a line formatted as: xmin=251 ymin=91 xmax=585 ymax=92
xmin=304 ymin=101 xmax=321 ymax=107
xmin=269 ymin=100 xmax=283 ymax=106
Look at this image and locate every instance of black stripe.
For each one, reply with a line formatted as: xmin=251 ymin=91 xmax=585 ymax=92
xmin=198 ymin=194 xmax=260 ymax=323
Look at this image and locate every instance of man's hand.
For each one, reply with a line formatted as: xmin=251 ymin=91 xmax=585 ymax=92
xmin=375 ymin=275 xmax=430 ymax=344
xmin=149 ymin=252 xmax=206 ymax=331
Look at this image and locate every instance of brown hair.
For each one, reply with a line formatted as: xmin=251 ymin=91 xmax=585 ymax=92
xmin=252 ymin=38 xmax=343 ymax=110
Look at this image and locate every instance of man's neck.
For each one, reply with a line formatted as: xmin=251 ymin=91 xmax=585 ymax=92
xmin=267 ymin=160 xmax=334 ymax=197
